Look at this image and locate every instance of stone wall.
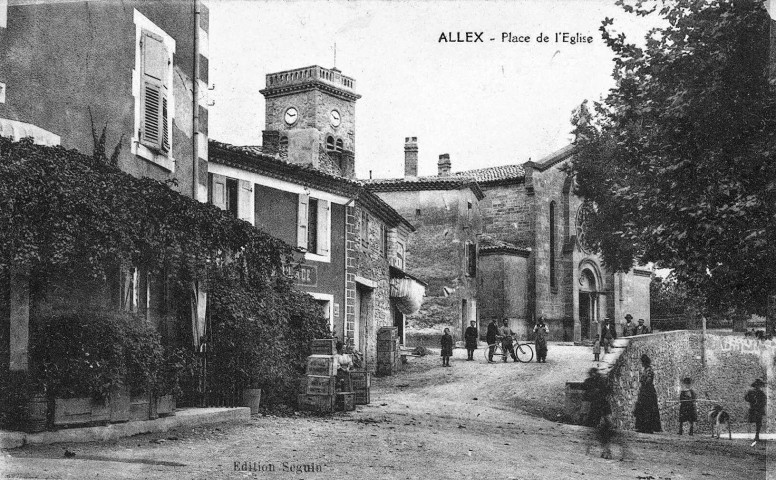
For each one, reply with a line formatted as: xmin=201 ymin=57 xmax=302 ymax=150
xmin=373 ymin=189 xmax=480 ymax=342
xmin=569 ymin=331 xmax=775 ymax=434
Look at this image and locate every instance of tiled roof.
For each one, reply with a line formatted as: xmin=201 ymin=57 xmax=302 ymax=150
xmin=365 ymin=176 xmax=485 ymax=200
xmin=208 ymin=140 xmax=415 ymax=232
xmin=477 ymin=236 xmax=531 ymax=257
xmin=455 ymin=164 xmax=525 ymax=185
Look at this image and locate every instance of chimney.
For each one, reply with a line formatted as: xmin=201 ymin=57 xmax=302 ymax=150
xmin=438 ymin=153 xmax=451 ymax=176
xmin=404 ymin=137 xmax=418 ymax=177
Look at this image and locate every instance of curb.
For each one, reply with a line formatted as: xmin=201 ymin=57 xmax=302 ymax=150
xmin=0 ymin=407 xmax=249 ymax=450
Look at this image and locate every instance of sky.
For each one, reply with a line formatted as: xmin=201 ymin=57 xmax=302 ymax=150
xmin=209 ymin=0 xmax=660 ymax=179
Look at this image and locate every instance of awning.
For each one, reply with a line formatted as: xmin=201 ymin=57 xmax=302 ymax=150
xmin=0 ymin=118 xmax=61 ymax=146
xmin=389 ymin=266 xmax=426 ymax=315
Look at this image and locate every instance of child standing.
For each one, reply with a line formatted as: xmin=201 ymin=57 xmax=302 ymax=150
xmin=592 ymin=334 xmax=601 ymax=361
xmin=678 ymin=377 xmax=697 ymax=435
xmin=441 ymin=328 xmax=453 ymax=367
xmin=745 ymin=378 xmax=767 ymax=444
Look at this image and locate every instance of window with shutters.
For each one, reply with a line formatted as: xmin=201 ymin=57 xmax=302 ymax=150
xmin=297 ymin=194 xmax=330 ymax=262
xmin=395 ymin=241 xmax=405 ymax=270
xmin=132 ymin=10 xmax=175 ymax=171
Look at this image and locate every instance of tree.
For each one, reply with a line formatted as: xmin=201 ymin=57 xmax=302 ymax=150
xmin=567 ymin=0 xmax=776 ymax=331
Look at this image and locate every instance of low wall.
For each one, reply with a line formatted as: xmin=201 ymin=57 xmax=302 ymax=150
xmin=566 ymin=331 xmax=774 ymax=434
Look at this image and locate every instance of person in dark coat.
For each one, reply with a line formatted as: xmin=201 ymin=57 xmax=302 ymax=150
xmin=602 ymin=317 xmax=616 ymax=354
xmin=464 ymin=321 xmax=478 ymax=361
xmin=582 ymin=368 xmax=630 ymax=459
xmin=635 ymin=319 xmax=651 ymax=335
xmin=634 ymin=354 xmax=662 ymax=433
xmin=533 ymin=316 xmax=549 ymax=363
xmin=745 ymin=378 xmax=767 ymax=444
xmin=678 ymin=377 xmax=697 ymax=435
xmin=486 ymin=319 xmax=499 ymax=363
xmin=440 ymin=328 xmax=453 ymax=367
xmin=622 ymin=314 xmax=636 ymax=337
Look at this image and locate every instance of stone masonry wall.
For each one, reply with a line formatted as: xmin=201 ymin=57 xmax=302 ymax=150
xmin=351 ymin=203 xmax=394 ymax=373
xmin=579 ymin=331 xmax=775 ymax=434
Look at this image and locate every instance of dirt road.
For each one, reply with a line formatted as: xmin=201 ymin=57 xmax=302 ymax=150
xmin=1 ymin=346 xmax=769 ymax=479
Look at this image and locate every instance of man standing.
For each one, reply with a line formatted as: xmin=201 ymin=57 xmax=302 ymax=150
xmin=486 ymin=319 xmax=499 ymax=363
xmin=635 ymin=318 xmax=651 ymax=335
xmin=499 ymin=318 xmax=518 ymax=363
xmin=622 ymin=314 xmax=636 ymax=337
xmin=602 ymin=317 xmax=616 ymax=354
xmin=464 ymin=320 xmax=478 ymax=361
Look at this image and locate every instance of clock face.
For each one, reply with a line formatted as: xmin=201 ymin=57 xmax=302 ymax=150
xmin=329 ymin=109 xmax=341 ymax=127
xmin=284 ymin=107 xmax=298 ymax=126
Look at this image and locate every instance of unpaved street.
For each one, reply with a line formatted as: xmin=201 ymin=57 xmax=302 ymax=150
xmin=1 ymin=346 xmax=769 ymax=479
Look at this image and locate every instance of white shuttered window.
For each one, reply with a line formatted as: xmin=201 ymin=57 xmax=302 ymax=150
xmin=140 ymin=29 xmax=170 ymax=154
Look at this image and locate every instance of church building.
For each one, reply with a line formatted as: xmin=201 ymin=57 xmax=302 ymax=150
xmin=369 ymin=140 xmax=651 ymax=343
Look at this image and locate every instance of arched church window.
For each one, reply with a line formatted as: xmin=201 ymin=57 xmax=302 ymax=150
xmin=335 ymin=138 xmax=343 ymax=152
xmin=550 ymin=201 xmax=556 ymax=290
xmin=326 ymin=136 xmax=335 ymax=152
xmin=279 ymin=136 xmax=288 ymax=149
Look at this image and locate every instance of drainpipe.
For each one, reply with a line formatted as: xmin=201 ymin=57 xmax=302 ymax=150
xmin=192 ymin=0 xmax=201 ymax=200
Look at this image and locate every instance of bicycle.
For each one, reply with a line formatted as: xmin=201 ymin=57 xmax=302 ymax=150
xmin=483 ymin=336 xmax=534 ymax=363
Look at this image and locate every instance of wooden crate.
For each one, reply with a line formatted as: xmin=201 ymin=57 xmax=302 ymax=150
xmin=306 ymin=355 xmax=336 ymax=376
xmin=377 ymin=351 xmax=396 ymax=364
xmin=305 ymin=375 xmax=337 ymax=395
xmin=377 ymin=327 xmax=397 ymax=340
xmin=354 ymin=388 xmax=370 ymax=405
xmin=297 ymin=394 xmax=335 ymax=413
xmin=336 ymin=392 xmax=356 ymax=412
xmin=311 ymin=338 xmax=337 ymax=355
xmin=350 ymin=371 xmax=371 ymax=389
xmin=377 ymin=339 xmax=396 ymax=352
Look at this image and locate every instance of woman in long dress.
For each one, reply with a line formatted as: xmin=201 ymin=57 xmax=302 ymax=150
xmin=634 ymin=354 xmax=662 ymax=433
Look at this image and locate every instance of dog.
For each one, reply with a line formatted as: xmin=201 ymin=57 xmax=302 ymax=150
xmin=708 ymin=405 xmax=731 ymax=440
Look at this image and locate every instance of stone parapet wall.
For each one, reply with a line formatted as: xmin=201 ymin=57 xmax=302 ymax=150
xmin=566 ymin=331 xmax=774 ymax=434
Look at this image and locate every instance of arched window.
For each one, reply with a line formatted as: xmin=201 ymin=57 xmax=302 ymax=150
xmin=326 ymin=136 xmax=335 ymax=151
xmin=550 ymin=201 xmax=556 ymax=291
xmin=335 ymin=138 xmax=343 ymax=152
xmin=279 ymin=136 xmax=288 ymax=149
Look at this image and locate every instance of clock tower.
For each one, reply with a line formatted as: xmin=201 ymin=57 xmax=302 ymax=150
xmin=259 ymin=65 xmax=361 ymax=178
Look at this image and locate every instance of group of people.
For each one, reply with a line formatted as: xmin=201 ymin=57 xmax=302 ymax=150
xmin=592 ymin=314 xmax=651 ymax=361
xmin=441 ymin=317 xmax=551 ymax=366
xmin=583 ymin=352 xmax=768 ymax=459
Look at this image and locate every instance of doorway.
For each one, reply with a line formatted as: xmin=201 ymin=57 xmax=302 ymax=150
xmin=578 ymin=268 xmax=599 ymax=341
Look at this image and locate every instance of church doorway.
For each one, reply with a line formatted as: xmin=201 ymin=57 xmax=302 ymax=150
xmin=578 ymin=268 xmax=599 ymax=341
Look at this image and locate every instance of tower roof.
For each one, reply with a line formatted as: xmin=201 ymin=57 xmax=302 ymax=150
xmin=259 ymin=65 xmax=361 ymax=101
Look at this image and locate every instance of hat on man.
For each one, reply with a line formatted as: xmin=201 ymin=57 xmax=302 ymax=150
xmin=638 ymin=318 xmax=645 ymax=323
xmin=625 ymin=314 xmax=633 ymax=320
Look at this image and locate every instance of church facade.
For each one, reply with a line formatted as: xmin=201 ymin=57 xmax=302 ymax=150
xmin=369 ymin=140 xmax=651 ymax=343
xmin=457 ymin=146 xmax=652 ymax=342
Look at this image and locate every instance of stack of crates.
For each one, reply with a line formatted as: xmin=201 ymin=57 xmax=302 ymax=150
xmin=351 ymin=371 xmax=371 ymax=405
xmin=376 ymin=327 xmax=401 ymax=376
xmin=297 ymin=339 xmax=337 ymax=413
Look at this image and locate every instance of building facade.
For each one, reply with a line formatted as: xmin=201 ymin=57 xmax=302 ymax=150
xmin=458 ymin=146 xmax=651 ymax=342
xmin=367 ymin=139 xmax=483 ymax=343
xmin=0 ymin=0 xmax=210 ymax=375
xmin=208 ymin=65 xmax=423 ymax=370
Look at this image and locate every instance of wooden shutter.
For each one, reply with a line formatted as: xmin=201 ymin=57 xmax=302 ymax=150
xmin=468 ymin=243 xmax=477 ymax=276
xmin=297 ymin=193 xmax=309 ymax=250
xmin=237 ymin=179 xmax=255 ymax=224
xmin=140 ymin=29 xmax=169 ymax=152
xmin=210 ymin=173 xmax=227 ymax=210
xmin=316 ymin=200 xmax=330 ymax=257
